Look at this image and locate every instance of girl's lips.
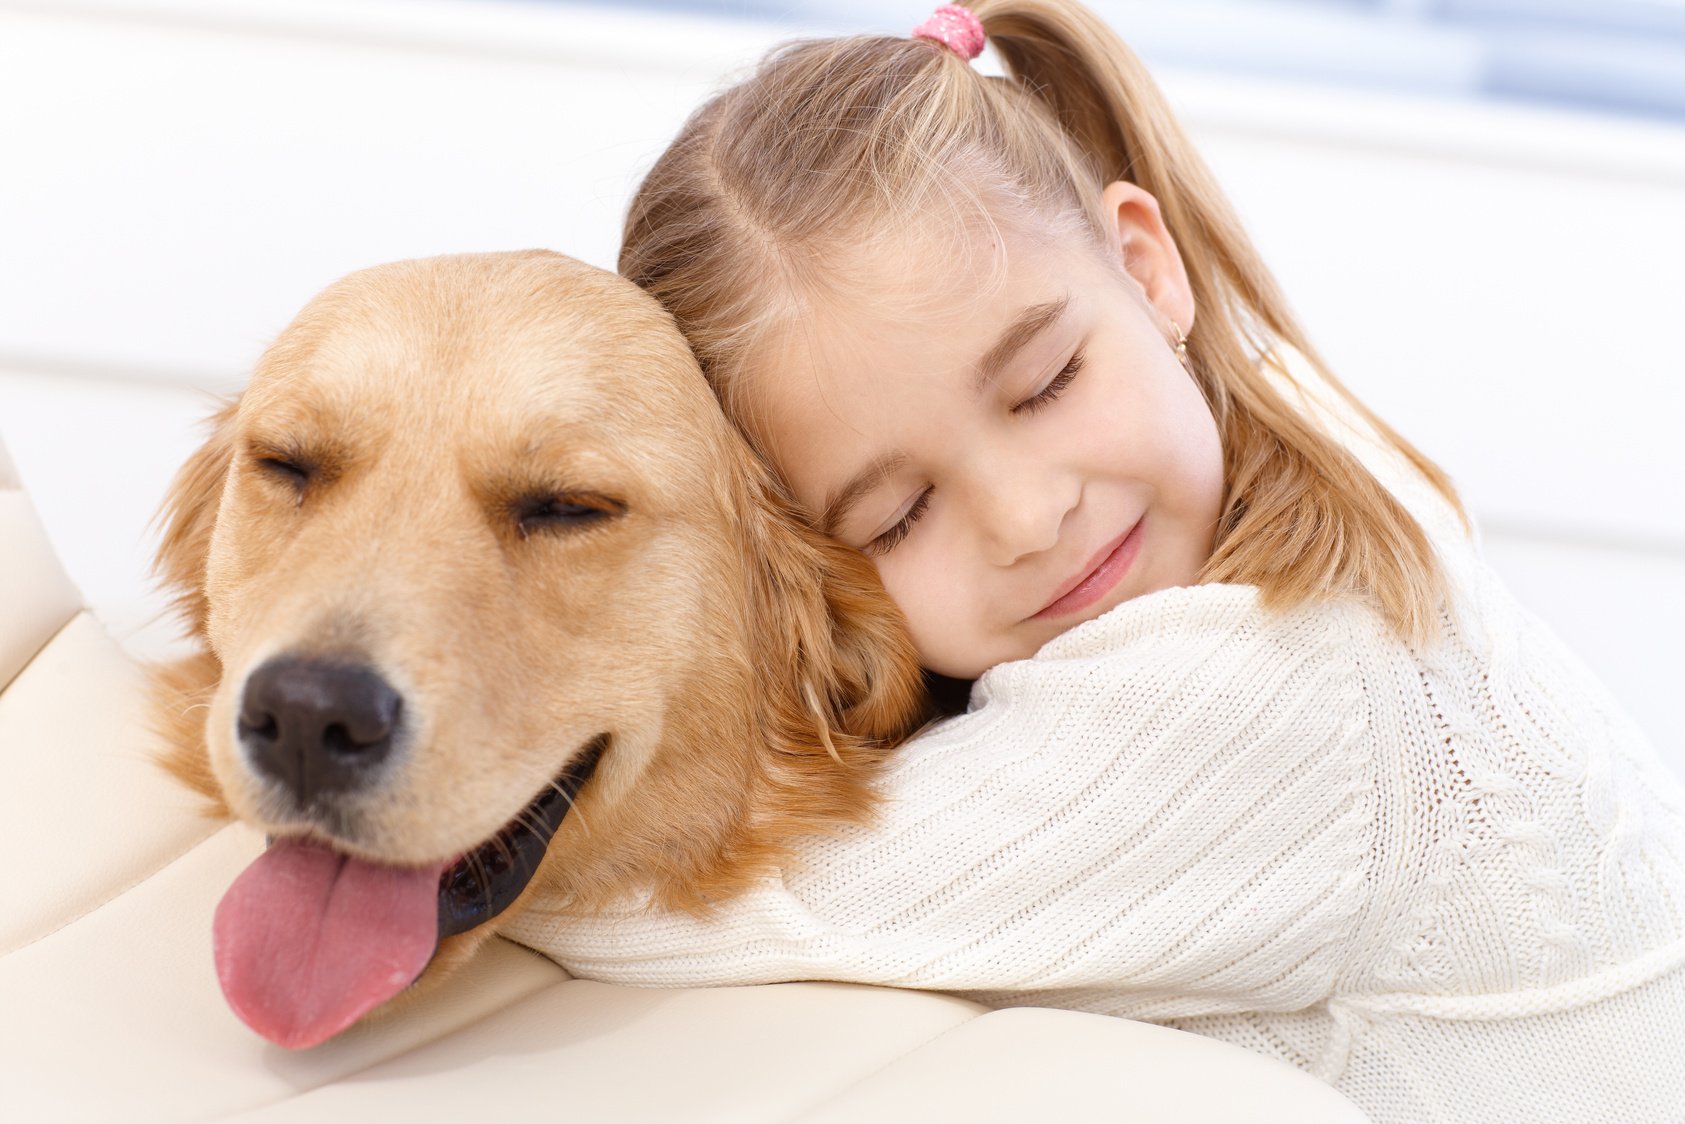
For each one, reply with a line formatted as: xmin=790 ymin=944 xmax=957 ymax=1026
xmin=1032 ymin=517 xmax=1145 ymax=621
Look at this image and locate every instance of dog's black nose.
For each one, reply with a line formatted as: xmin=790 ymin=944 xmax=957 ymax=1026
xmin=238 ymin=657 xmax=402 ymax=805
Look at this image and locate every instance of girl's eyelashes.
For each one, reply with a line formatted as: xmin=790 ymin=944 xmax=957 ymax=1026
xmin=1012 ymin=350 xmax=1086 ymax=416
xmin=864 ymin=487 xmax=932 ymax=557
xmin=859 ymin=348 xmax=1084 ymax=557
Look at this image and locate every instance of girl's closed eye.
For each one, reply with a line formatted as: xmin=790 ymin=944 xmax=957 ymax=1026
xmin=865 ymin=487 xmax=932 ymax=556
xmin=1012 ymin=350 xmax=1086 ymax=416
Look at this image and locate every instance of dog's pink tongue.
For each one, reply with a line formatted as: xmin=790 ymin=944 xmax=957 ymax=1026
xmin=213 ymin=838 xmax=445 ymax=1050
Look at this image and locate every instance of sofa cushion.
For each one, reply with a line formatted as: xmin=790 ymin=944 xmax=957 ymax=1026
xmin=215 ymin=978 xmax=987 ymax=1123
xmin=792 ymin=1005 xmax=1370 ymax=1123
xmin=0 ymin=611 xmax=222 ymax=955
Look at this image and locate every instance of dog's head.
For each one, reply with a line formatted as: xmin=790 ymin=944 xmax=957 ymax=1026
xmin=150 ymin=251 xmax=925 ymax=1049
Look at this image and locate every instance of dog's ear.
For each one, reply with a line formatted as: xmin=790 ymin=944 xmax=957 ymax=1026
xmin=147 ymin=398 xmax=239 ymax=814
xmin=791 ymin=525 xmax=931 ymax=746
xmin=741 ymin=466 xmax=929 ymax=765
xmin=149 ymin=647 xmax=228 ymax=813
xmin=152 ymin=398 xmax=239 ymax=640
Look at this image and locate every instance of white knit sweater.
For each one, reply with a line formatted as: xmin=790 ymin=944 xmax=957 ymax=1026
xmin=506 ymin=359 xmax=1685 ymax=1123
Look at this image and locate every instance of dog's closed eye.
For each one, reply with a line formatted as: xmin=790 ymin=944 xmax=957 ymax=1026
xmin=512 ymin=493 xmax=627 ymax=539
xmin=255 ymin=454 xmax=313 ymax=487
xmin=248 ymin=448 xmax=322 ymax=507
xmin=247 ymin=438 xmax=346 ymax=502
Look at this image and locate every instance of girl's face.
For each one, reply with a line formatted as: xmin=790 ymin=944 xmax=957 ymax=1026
xmin=753 ymin=187 xmax=1225 ymax=678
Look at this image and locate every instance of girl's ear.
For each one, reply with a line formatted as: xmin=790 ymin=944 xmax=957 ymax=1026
xmin=152 ymin=397 xmax=240 ymax=641
xmin=1102 ymin=180 xmax=1197 ymax=335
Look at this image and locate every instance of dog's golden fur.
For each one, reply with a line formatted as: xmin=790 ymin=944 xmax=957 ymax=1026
xmin=150 ymin=251 xmax=926 ymax=997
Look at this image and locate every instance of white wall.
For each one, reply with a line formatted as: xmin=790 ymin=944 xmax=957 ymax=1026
xmin=1 ymin=0 xmax=1681 ymax=767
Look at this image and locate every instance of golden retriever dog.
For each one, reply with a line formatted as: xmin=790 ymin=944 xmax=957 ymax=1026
xmin=150 ymin=250 xmax=925 ymax=1050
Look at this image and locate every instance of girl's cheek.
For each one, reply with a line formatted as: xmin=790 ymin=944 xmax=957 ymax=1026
xmin=880 ymin=551 xmax=959 ymax=665
xmin=882 ymin=559 xmax=936 ymax=630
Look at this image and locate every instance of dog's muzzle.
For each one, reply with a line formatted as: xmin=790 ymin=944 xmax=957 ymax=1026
xmin=215 ymin=658 xmax=608 ymax=1050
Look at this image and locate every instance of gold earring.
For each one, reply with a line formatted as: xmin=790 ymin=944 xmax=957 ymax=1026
xmin=1169 ymin=320 xmax=1191 ymax=371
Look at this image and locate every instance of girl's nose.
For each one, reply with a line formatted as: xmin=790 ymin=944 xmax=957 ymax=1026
xmin=971 ymin=461 xmax=1077 ymax=568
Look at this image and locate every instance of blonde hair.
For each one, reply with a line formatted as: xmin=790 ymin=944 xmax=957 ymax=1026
xmin=621 ymin=0 xmax=1466 ymax=646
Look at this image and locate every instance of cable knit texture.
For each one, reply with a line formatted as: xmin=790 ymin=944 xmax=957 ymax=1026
xmin=506 ymin=353 xmax=1685 ymax=1123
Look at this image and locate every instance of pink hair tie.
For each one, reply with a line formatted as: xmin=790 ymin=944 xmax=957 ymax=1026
xmin=912 ymin=3 xmax=985 ymax=61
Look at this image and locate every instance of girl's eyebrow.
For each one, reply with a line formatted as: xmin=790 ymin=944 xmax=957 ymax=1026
xmin=972 ymin=295 xmax=1070 ymax=393
xmin=819 ymin=451 xmax=909 ymax=537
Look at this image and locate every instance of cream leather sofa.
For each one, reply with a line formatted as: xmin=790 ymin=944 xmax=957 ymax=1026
xmin=0 ymin=435 xmax=1368 ymax=1122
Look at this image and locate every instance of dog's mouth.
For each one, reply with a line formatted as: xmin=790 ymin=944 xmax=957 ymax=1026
xmin=436 ymin=733 xmax=607 ymax=940
xmin=212 ymin=735 xmax=607 ymax=1050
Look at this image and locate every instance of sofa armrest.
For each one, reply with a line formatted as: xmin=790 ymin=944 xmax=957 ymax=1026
xmin=0 ymin=433 xmax=82 ymax=691
xmin=0 ymin=431 xmax=222 ymax=954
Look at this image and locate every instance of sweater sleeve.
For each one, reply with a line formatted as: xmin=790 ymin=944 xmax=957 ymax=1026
xmin=503 ymin=584 xmax=1379 ymax=1021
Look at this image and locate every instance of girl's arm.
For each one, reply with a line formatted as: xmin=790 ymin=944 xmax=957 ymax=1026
xmin=505 ymin=584 xmax=1379 ymax=1021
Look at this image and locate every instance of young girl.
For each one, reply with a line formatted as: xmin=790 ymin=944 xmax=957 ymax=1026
xmin=506 ymin=3 xmax=1685 ymax=1118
